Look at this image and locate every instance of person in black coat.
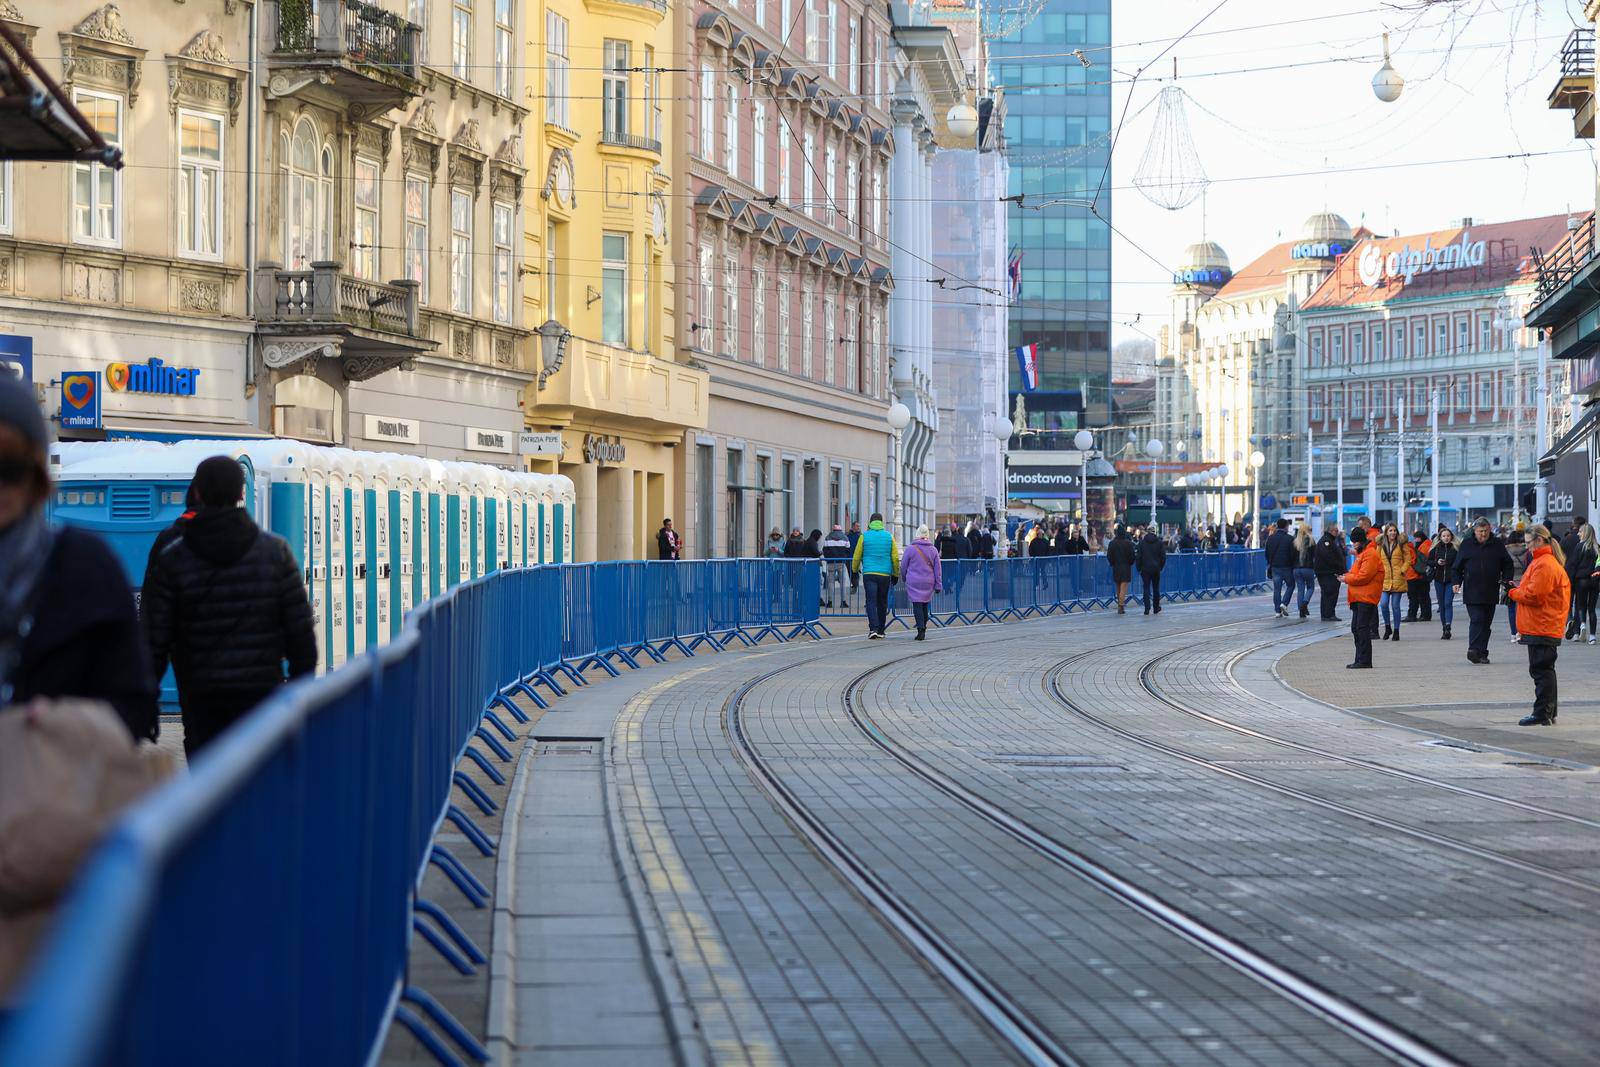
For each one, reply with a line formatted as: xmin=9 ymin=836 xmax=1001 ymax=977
xmin=1312 ymin=527 xmax=1347 ymax=622
xmin=1263 ymin=518 xmax=1296 ymax=617
xmin=1135 ymin=529 xmax=1167 ymax=615
xmin=1062 ymin=523 xmax=1090 ymax=555
xmin=782 ymin=528 xmax=806 ymax=558
xmin=1106 ymin=526 xmax=1137 ymax=614
xmin=143 ymin=456 xmax=318 ymax=757
xmin=144 ymin=484 xmax=199 ymax=585
xmin=801 ymin=529 xmax=824 ymax=558
xmin=1451 ymin=517 xmax=1514 ymax=665
xmin=936 ymin=523 xmax=970 ymax=560
xmin=0 ymin=377 xmax=159 ymax=743
xmin=655 ymin=518 xmax=682 ymax=560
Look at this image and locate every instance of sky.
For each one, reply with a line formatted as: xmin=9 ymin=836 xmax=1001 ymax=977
xmin=1103 ymin=0 xmax=1596 ymax=349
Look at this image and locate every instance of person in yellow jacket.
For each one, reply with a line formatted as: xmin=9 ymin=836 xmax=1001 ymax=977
xmin=1376 ymin=522 xmax=1415 ymax=641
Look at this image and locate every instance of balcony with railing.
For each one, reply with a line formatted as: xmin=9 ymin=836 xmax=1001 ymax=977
xmin=272 ymin=0 xmax=423 ymax=109
xmin=1549 ymin=27 xmax=1595 ymax=135
xmin=256 ymin=261 xmax=436 ymax=380
xmin=599 ymin=129 xmax=663 ymax=156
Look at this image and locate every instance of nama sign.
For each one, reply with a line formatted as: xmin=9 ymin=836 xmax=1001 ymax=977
xmin=1290 ymin=241 xmax=1346 ymax=260
xmin=1172 ymin=268 xmax=1229 ymax=286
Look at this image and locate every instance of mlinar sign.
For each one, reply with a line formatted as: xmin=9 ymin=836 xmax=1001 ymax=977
xmin=1357 ymin=231 xmax=1488 ymax=286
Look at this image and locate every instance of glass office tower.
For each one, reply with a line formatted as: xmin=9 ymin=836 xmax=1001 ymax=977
xmin=989 ymin=2 xmax=1112 ymax=433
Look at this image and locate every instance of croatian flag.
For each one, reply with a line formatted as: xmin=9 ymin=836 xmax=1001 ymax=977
xmin=1014 ymin=343 xmax=1040 ymax=391
xmin=1007 ymin=247 xmax=1023 ymax=301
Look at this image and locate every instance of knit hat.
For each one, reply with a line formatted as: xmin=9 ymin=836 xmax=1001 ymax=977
xmin=1350 ymin=527 xmax=1369 ymax=546
xmin=0 ymin=374 xmax=47 ymax=453
xmin=191 ymin=455 xmax=245 ymax=508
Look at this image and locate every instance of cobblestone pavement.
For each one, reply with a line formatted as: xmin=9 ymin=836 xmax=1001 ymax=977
xmin=538 ymin=598 xmax=1600 ymax=1065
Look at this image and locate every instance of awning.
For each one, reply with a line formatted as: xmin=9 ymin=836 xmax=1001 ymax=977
xmin=0 ymin=23 xmax=123 ymax=166
xmin=1539 ymin=400 xmax=1599 ymax=470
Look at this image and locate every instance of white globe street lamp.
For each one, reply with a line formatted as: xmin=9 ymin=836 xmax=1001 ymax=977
xmin=1145 ymin=438 xmax=1165 ymax=458
xmin=993 ymin=415 xmax=1013 ymax=441
xmin=946 ymin=102 xmax=980 ymax=141
xmin=886 ymin=402 xmax=911 ymax=538
xmin=1145 ymin=438 xmax=1165 ymax=525
xmin=1373 ymin=33 xmax=1404 ymax=103
xmin=1249 ymin=451 xmax=1266 ymax=548
xmin=1073 ymin=429 xmax=1094 ymax=452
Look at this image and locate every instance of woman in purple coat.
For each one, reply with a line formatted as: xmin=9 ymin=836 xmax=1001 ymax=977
xmin=903 ymin=525 xmax=944 ymax=641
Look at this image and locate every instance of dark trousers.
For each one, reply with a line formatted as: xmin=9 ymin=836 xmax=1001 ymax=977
xmin=1576 ymin=578 xmax=1599 ymax=634
xmin=1406 ymin=578 xmax=1431 ymax=620
xmin=911 ymin=601 xmax=930 ymax=635
xmin=181 ymin=688 xmax=273 ymax=759
xmin=1317 ymin=574 xmax=1341 ymax=619
xmin=1350 ymin=602 xmax=1378 ymax=666
xmin=1527 ymin=639 xmax=1559 ymax=721
xmin=863 ymin=574 xmax=891 ymax=635
xmin=1466 ymin=602 xmax=1496 ymax=657
xmin=1141 ymin=569 xmax=1162 ymax=611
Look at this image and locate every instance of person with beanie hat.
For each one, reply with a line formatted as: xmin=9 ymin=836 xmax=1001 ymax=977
xmin=0 ymin=376 xmax=158 ymax=741
xmin=142 ymin=455 xmax=318 ymax=757
xmin=1339 ymin=525 xmax=1384 ymax=668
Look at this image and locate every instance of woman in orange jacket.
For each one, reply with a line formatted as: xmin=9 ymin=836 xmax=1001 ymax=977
xmin=1375 ymin=523 xmax=1415 ymax=641
xmin=1508 ymin=524 xmax=1573 ymax=726
xmin=1339 ymin=525 xmax=1385 ymax=668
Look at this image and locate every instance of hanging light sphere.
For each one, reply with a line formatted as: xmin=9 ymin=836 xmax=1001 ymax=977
xmin=1373 ymin=33 xmax=1404 ymax=103
xmin=1145 ymin=438 xmax=1165 ymax=458
xmin=886 ymin=402 xmax=911 ymax=430
xmin=1073 ymin=429 xmax=1095 ymax=451
xmin=993 ymin=415 xmax=1014 ymax=441
xmin=1250 ymin=450 xmax=1266 ymax=469
xmin=946 ymin=102 xmax=980 ymax=140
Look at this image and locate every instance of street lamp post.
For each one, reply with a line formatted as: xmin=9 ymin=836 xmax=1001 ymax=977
xmin=1145 ymin=438 xmax=1165 ymax=528
xmin=1249 ymin=451 xmax=1265 ymax=547
xmin=994 ymin=414 xmax=1013 ymax=551
xmin=887 ymin=402 xmax=911 ymax=543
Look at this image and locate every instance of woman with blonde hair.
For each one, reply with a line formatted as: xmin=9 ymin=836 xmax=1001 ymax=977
xmin=1568 ymin=523 xmax=1599 ymax=643
xmin=1376 ymin=522 xmax=1415 ymax=640
xmin=1508 ymin=525 xmax=1572 ymax=726
xmin=1292 ymin=525 xmax=1316 ymax=620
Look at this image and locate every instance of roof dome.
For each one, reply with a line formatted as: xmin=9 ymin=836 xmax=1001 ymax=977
xmin=1300 ymin=212 xmax=1353 ymax=244
xmin=1179 ymin=240 xmax=1229 ymax=273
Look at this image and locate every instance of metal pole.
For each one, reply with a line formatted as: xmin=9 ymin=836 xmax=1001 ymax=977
xmin=1367 ymin=418 xmax=1377 ymax=525
xmin=1535 ymin=333 xmax=1549 ymax=522
xmin=891 ymin=427 xmax=904 ymax=538
xmin=1512 ymin=342 xmax=1521 ymax=525
xmin=1429 ymin=391 xmax=1439 ymax=534
xmin=1252 ymin=465 xmax=1260 ymax=548
xmin=1396 ymin=395 xmax=1407 ymax=534
xmin=1149 ymin=460 xmax=1158 ymax=528
xmin=1306 ymin=420 xmax=1314 ymax=500
xmin=1335 ymin=417 xmax=1344 ymax=524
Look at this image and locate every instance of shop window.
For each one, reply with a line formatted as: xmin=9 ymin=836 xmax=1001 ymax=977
xmin=829 ymin=466 xmax=841 ymax=527
xmin=697 ymin=443 xmax=716 ymax=558
xmin=726 ymin=449 xmax=744 ymax=556
xmin=782 ymin=458 xmax=795 ymax=533
xmin=755 ymin=455 xmax=770 ymax=545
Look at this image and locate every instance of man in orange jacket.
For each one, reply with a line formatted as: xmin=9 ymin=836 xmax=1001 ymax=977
xmin=1339 ymin=525 xmax=1385 ymax=668
xmin=1508 ymin=524 xmax=1573 ymax=726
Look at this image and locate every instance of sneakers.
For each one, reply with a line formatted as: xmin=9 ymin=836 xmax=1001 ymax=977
xmin=1277 ymin=606 xmax=1289 ymax=618
xmin=1518 ymin=713 xmax=1555 ymax=727
xmin=868 ymin=632 xmax=885 ymax=640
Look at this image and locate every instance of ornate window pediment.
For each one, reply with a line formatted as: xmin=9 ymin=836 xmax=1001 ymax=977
xmin=448 ymin=119 xmax=487 ymax=194
xmin=61 ymin=3 xmax=145 ymax=105
xmin=489 ymin=133 xmax=525 ymax=203
xmin=400 ymin=99 xmax=443 ymax=175
xmin=166 ymin=30 xmax=244 ymax=125
xmin=540 ymin=147 xmax=576 ymax=215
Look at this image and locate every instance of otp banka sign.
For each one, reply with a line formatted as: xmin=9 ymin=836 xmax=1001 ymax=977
xmin=1359 ymin=231 xmax=1488 ymax=286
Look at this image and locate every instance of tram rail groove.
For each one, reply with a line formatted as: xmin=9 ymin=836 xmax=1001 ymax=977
xmin=723 ymin=657 xmax=1079 ymax=1067
xmin=1040 ymin=641 xmax=1600 ymax=898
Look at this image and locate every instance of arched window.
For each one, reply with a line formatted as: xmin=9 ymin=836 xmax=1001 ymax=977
xmin=283 ymin=117 xmax=334 ymax=268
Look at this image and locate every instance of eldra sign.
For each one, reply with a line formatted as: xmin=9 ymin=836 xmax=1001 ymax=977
xmin=1357 ymin=230 xmax=1488 ymax=287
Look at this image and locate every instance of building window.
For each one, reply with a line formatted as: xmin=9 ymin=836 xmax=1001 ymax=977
xmin=722 ymin=253 xmax=738 ymax=356
xmin=450 ymin=190 xmax=472 ymax=314
xmin=829 ymin=465 xmax=842 ymax=527
xmin=801 ymin=289 xmax=813 ymax=377
xmin=493 ymin=201 xmax=513 ymax=324
xmin=1414 ymin=320 xmax=1427 ymax=357
xmin=1477 ymin=374 xmax=1492 ymax=409
xmin=1391 ymin=322 xmax=1405 ymax=360
xmin=1455 ymin=317 xmax=1470 ymax=353
xmin=352 ymin=156 xmax=380 ymax=279
xmin=724 ymin=82 xmax=738 ymax=178
xmin=602 ymin=232 xmax=628 ymax=346
xmin=1309 ymin=333 xmax=1323 ymax=367
xmin=405 ymin=172 xmax=429 ymax=300
xmin=697 ymin=241 xmax=714 ymax=347
xmin=844 ymin=153 xmax=857 ymax=236
xmin=777 ymin=279 xmax=791 ymax=370
xmin=73 ymin=90 xmax=121 ymax=246
xmin=823 ymin=145 xmax=837 ymax=225
xmin=872 ymin=166 xmax=883 ymax=244
xmin=752 ymin=99 xmax=766 ymax=191
xmin=869 ymin=473 xmax=880 ymax=517
xmin=823 ymin=298 xmax=835 ymax=384
xmin=1435 ymin=319 xmax=1448 ymax=355
xmin=1310 ymin=389 xmax=1323 ymax=421
xmin=699 ymin=63 xmax=716 ymax=159
xmin=452 ymin=0 xmax=471 ymax=80
xmin=845 ymin=301 xmax=858 ymax=389
xmin=0 ymin=161 xmax=12 ymax=235
xmin=751 ymin=265 xmax=766 ymax=365
xmin=602 ymin=40 xmax=631 ymax=138
xmin=283 ymin=117 xmax=332 ymax=268
xmin=726 ymin=449 xmax=744 ymax=556
xmin=1329 ymin=330 xmax=1342 ymax=365
xmin=178 ymin=110 xmax=223 ymax=260
xmin=849 ymin=470 xmax=861 ymax=524
xmin=494 ymin=0 xmax=512 ymax=97
xmin=779 ymin=121 xmax=792 ymax=200
xmin=782 ymin=457 xmax=795 ymax=533
xmin=545 ymin=13 xmax=569 ymax=126
xmin=645 ymin=46 xmax=661 ymax=143
xmin=1349 ymin=328 xmax=1363 ymax=365
xmin=697 ymin=443 xmax=716 ymax=558
xmin=1454 ymin=375 xmax=1469 ymax=410
xmin=806 ymin=3 xmax=820 ymax=62
xmin=1371 ymin=328 xmax=1383 ymax=363
xmin=803 ymin=132 xmax=815 ymax=213
xmin=826 ymin=0 xmax=838 ymax=78
xmin=869 ymin=312 xmax=881 ymax=397
xmin=409 ymin=0 xmax=426 ymax=40
xmin=848 ymin=17 xmax=859 ymax=93
xmin=545 ymin=221 xmax=558 ymax=313
xmin=755 ymin=454 xmax=770 ymax=545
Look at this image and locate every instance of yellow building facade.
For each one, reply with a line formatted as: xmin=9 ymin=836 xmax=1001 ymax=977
xmin=521 ymin=0 xmax=707 ymax=561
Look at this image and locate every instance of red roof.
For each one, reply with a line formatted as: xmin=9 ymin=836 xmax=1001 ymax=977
xmin=1212 ymin=239 xmax=1298 ymax=300
xmin=1301 ymin=213 xmax=1575 ymax=310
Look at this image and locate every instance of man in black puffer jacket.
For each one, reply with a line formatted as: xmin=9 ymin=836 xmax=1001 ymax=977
xmin=1312 ymin=526 xmax=1347 ymax=622
xmin=143 ymin=456 xmax=318 ymax=757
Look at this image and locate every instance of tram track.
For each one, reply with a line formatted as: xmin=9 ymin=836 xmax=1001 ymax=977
xmin=723 ymin=615 xmax=1464 ymax=1067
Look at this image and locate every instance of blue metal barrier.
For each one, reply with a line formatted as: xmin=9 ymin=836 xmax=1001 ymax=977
xmin=820 ymin=549 xmax=1268 ymax=623
xmin=0 ymin=558 xmax=824 ymax=1067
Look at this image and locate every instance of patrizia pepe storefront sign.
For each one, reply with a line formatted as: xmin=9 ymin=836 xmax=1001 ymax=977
xmin=1358 ymin=230 xmax=1488 ymax=286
